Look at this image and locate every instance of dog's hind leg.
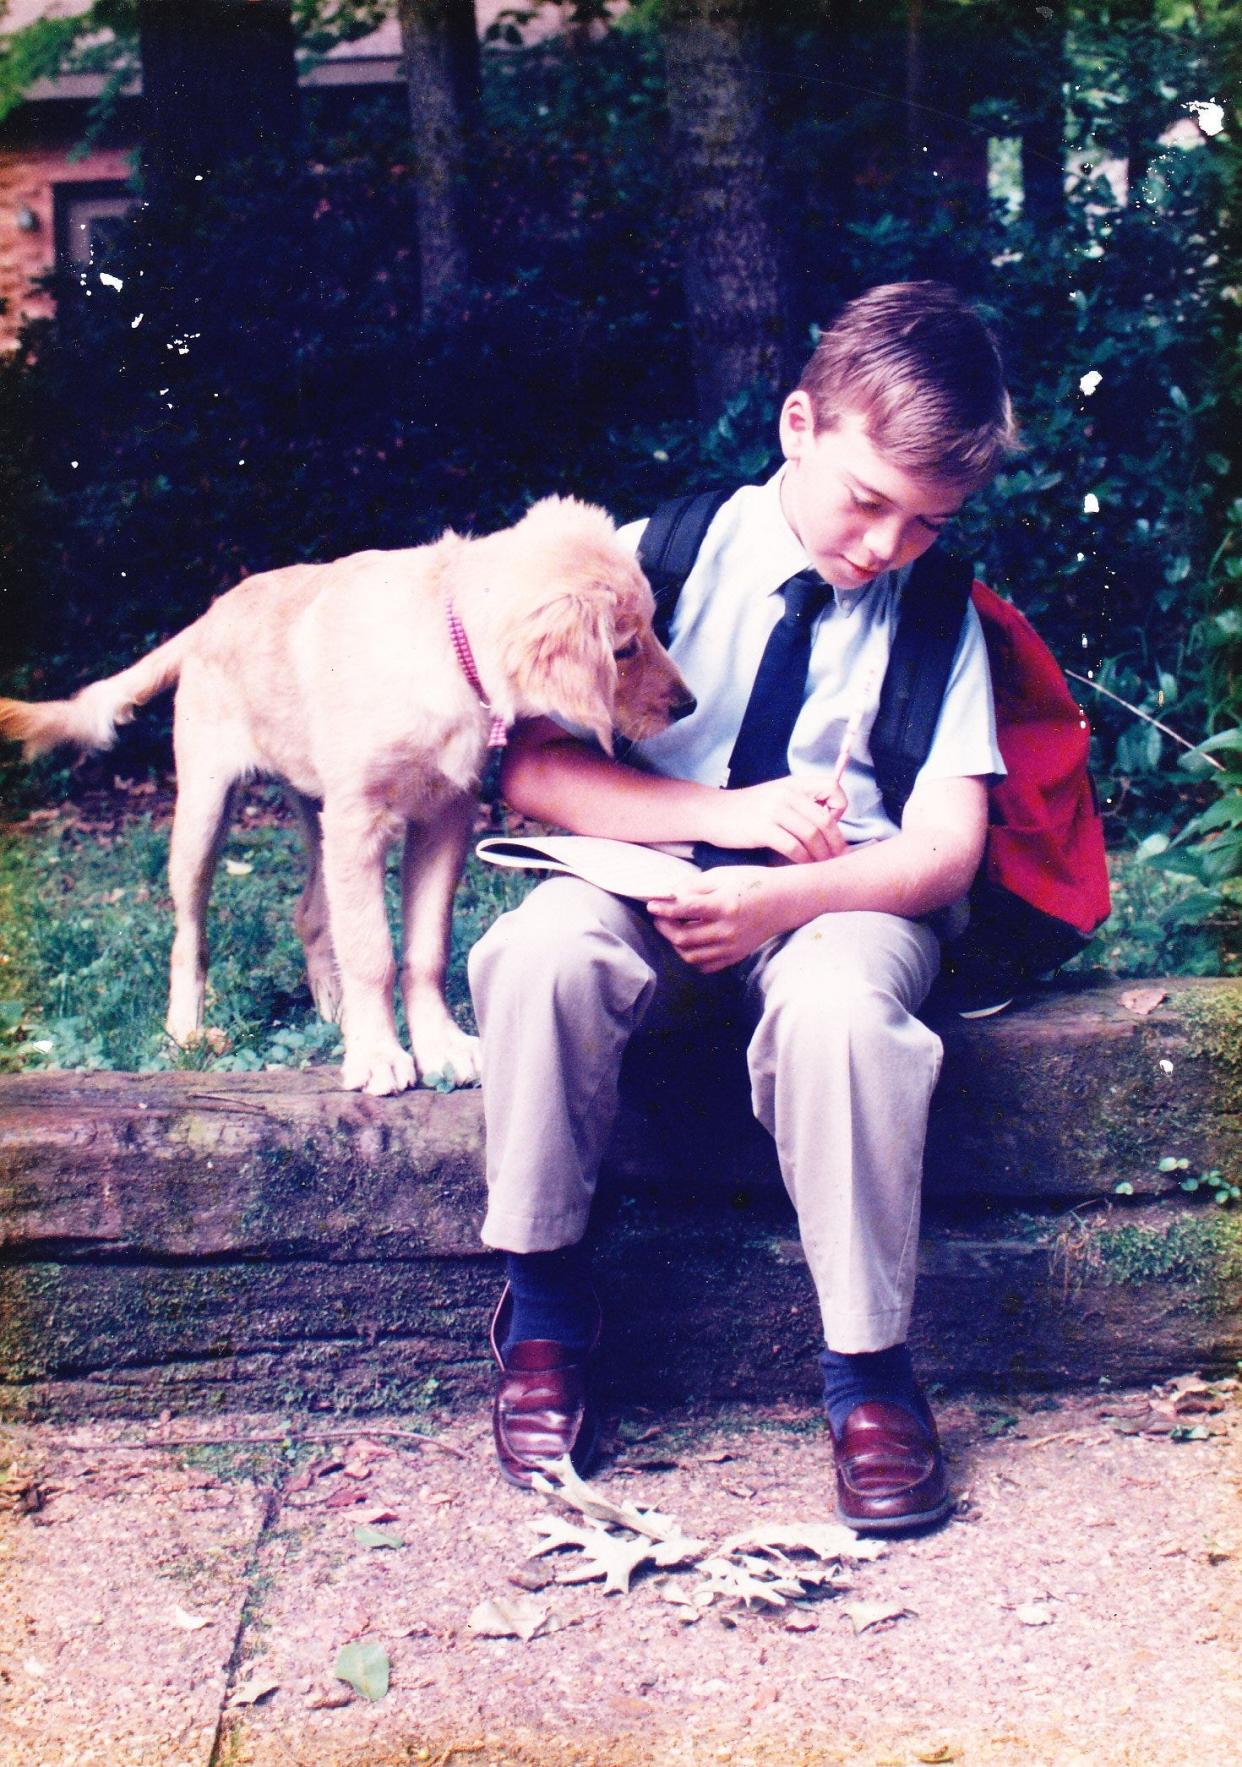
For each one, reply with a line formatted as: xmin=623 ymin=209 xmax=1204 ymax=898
xmin=319 ymin=793 xmax=416 ymax=1097
xmin=399 ymin=791 xmax=481 ymax=1087
xmin=165 ymin=759 xmax=242 ymax=1046
xmin=285 ymin=788 xmax=341 ymax=1023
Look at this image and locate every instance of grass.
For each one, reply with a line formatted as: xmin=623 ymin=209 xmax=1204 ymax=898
xmin=0 ymin=795 xmax=1236 ymax=1076
xmin=0 ymin=788 xmax=536 ymax=1076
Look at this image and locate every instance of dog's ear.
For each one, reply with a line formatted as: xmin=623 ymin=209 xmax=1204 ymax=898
xmin=509 ymin=586 xmax=617 ymax=754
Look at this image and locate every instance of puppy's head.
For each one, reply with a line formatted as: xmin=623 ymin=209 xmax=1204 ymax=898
xmin=495 ymin=497 xmax=695 ymax=751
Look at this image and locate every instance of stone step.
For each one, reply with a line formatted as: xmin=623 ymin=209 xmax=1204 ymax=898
xmin=1 ymin=978 xmax=1238 ymax=1417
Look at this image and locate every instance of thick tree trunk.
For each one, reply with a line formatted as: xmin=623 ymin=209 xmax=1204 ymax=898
xmin=137 ymin=0 xmax=299 ymax=197
xmin=397 ymin=0 xmax=480 ymax=328
xmin=660 ymin=0 xmax=789 ymax=424
xmin=1020 ymin=0 xmax=1068 ymax=229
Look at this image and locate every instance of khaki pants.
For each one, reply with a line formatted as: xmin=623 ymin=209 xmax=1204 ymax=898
xmin=467 ymin=878 xmax=943 ymax=1353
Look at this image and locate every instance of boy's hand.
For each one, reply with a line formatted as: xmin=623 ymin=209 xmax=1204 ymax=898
xmin=701 ymin=775 xmax=848 ymax=864
xmin=649 ymin=867 xmax=797 ymax=972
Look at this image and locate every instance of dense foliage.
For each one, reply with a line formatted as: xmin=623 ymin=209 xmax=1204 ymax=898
xmin=0 ymin=0 xmax=1238 ymax=974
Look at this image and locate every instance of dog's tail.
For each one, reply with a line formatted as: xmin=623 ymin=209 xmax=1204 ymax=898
xmin=0 ymin=625 xmax=196 ymax=761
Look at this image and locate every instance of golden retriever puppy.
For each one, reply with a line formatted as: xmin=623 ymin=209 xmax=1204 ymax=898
xmin=0 ymin=496 xmax=694 ymax=1095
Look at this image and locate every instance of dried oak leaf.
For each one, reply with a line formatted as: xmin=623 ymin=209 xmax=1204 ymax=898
xmin=531 ymin=1457 xmax=685 ymax=1543
xmin=529 ymin=1514 xmax=700 ymax=1596
xmin=722 ymin=1522 xmax=884 ymax=1564
xmin=231 ymin=1668 xmax=279 ymax=1706
xmin=467 ymin=1595 xmax=550 ymax=1641
xmin=843 ymin=1600 xmax=912 ymax=1634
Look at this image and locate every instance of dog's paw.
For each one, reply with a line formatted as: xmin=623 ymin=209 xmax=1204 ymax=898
xmin=340 ymin=1041 xmax=418 ymax=1097
xmin=412 ymin=1026 xmax=482 ymax=1089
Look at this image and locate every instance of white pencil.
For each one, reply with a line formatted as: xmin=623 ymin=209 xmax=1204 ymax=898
xmin=829 ymin=665 xmax=879 ymax=793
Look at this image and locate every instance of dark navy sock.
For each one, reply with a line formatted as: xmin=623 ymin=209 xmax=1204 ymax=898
xmin=818 ymin=1344 xmax=930 ymax=1436
xmin=502 ymin=1246 xmax=595 ymax=1357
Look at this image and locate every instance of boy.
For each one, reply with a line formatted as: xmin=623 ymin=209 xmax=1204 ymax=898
xmin=469 ymin=282 xmax=1017 ymax=1531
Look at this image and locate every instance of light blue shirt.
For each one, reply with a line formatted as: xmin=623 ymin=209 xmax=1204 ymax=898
xmin=619 ymin=470 xmax=1005 ymax=845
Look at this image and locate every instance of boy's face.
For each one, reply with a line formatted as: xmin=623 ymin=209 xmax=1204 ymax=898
xmin=778 ymin=396 xmax=967 ymax=590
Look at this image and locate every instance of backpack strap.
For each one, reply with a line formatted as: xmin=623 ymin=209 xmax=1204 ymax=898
xmin=870 ymin=549 xmax=974 ymax=826
xmin=636 ymin=489 xmax=732 ymax=644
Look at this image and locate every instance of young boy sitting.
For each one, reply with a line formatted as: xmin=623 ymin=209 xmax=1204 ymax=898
xmin=468 ymin=281 xmax=1016 ymax=1531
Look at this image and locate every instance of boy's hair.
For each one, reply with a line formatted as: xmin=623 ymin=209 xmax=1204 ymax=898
xmin=798 ymin=281 xmax=1018 ymax=489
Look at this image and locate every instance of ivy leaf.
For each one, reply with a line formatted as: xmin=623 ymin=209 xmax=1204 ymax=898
xmin=333 ymin=1640 xmax=389 ymax=1702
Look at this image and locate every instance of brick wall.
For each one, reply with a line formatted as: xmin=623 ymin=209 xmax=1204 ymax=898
xmin=0 ymin=142 xmax=134 ymax=347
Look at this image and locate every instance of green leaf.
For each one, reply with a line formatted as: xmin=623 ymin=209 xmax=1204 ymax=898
xmin=1113 ymin=1181 xmax=1135 ymax=1196
xmin=333 ymin=1640 xmax=389 ymax=1702
xmin=1169 ymin=385 xmax=1190 ymax=412
xmin=353 ymin=1524 xmax=404 ymax=1550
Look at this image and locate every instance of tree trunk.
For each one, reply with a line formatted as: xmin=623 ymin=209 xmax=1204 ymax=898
xmin=1020 ymin=0 xmax=1068 ymax=228
xmin=137 ymin=0 xmax=299 ymax=198
xmin=660 ymin=0 xmax=789 ymax=424
xmin=397 ymin=0 xmax=480 ymax=329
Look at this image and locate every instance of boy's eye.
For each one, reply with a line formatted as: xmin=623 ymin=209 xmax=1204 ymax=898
xmin=850 ymin=491 xmax=883 ymax=513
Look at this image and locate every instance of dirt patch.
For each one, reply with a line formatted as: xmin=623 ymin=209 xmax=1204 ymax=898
xmin=1 ymin=1382 xmax=1240 ymax=1766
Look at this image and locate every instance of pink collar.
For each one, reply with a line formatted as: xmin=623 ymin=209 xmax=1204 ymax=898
xmin=447 ymin=602 xmax=507 ymax=749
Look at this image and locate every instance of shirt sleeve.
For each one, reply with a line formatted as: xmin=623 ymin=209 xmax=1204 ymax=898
xmin=913 ymin=599 xmax=1007 ymax=785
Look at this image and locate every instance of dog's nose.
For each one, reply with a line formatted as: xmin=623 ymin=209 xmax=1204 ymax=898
xmin=671 ymin=692 xmax=697 ymax=722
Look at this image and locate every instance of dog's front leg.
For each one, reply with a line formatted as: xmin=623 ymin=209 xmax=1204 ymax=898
xmin=319 ymin=794 xmax=416 ymax=1096
xmin=399 ymin=792 xmax=481 ymax=1087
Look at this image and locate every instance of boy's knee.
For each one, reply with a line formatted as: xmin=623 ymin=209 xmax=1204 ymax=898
xmin=468 ymin=879 xmax=654 ymax=1008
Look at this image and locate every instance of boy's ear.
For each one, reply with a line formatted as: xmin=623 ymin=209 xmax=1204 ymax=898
xmin=779 ymin=389 xmax=816 ymax=459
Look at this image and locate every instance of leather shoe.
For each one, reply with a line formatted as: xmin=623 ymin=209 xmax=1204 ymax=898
xmin=831 ymin=1399 xmax=952 ymax=1533
xmin=490 ymin=1285 xmax=601 ymax=1490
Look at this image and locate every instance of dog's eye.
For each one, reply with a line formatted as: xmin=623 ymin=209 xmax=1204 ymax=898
xmin=614 ymin=639 xmax=640 ymax=663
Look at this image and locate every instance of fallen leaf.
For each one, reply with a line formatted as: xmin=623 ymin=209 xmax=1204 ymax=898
xmin=532 ymin=1458 xmax=685 ymax=1543
xmin=530 ymin=1514 xmax=701 ymax=1596
xmin=700 ymin=1449 xmax=733 ymax=1464
xmin=509 ymin=1559 xmax=556 ymax=1593
xmin=843 ymin=1600 xmax=912 ymax=1634
xmin=784 ymin=1612 xmax=819 ymax=1633
xmin=1015 ymin=1603 xmax=1055 ymax=1627
xmin=334 ymin=1640 xmax=390 ymax=1701
xmin=306 ymin=1680 xmax=353 ymax=1710
xmin=915 ymin=1748 xmax=957 ymax=1763
xmin=341 ymin=1462 xmax=372 ymax=1481
xmin=354 ymin=1524 xmax=404 ymax=1550
xmin=1120 ymin=986 xmax=1166 ymax=1016
xmin=323 ymin=1486 xmax=367 ymax=1510
xmin=722 ymin=1522 xmax=884 ymax=1564
xmin=360 ymin=1505 xmax=401 ymax=1525
xmin=231 ymin=1668 xmax=279 ymax=1706
xmin=22 ymin=1656 xmax=47 ymax=1680
xmin=170 ymin=1604 xmax=211 ymax=1631
xmin=467 ymin=1595 xmax=550 ymax=1641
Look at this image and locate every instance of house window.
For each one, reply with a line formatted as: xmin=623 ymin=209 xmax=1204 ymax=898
xmin=53 ymin=181 xmax=139 ymax=272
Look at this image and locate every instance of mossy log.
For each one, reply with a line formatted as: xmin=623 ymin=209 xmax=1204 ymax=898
xmin=0 ymin=978 xmax=1238 ymax=1418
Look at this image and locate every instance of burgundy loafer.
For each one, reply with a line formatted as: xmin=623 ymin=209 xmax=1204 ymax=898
xmin=490 ymin=1285 xmax=601 ymax=1491
xmin=831 ymin=1399 xmax=952 ymax=1534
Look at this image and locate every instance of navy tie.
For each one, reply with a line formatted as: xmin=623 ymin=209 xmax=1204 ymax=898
xmin=693 ymin=568 xmax=831 ymax=869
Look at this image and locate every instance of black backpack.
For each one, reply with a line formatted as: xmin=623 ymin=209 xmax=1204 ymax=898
xmin=636 ymin=489 xmax=1111 ymax=1013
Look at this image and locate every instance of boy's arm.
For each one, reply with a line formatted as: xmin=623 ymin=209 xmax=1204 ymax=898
xmin=499 ymin=716 xmax=847 ymax=865
xmin=649 ymin=774 xmax=988 ymax=973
